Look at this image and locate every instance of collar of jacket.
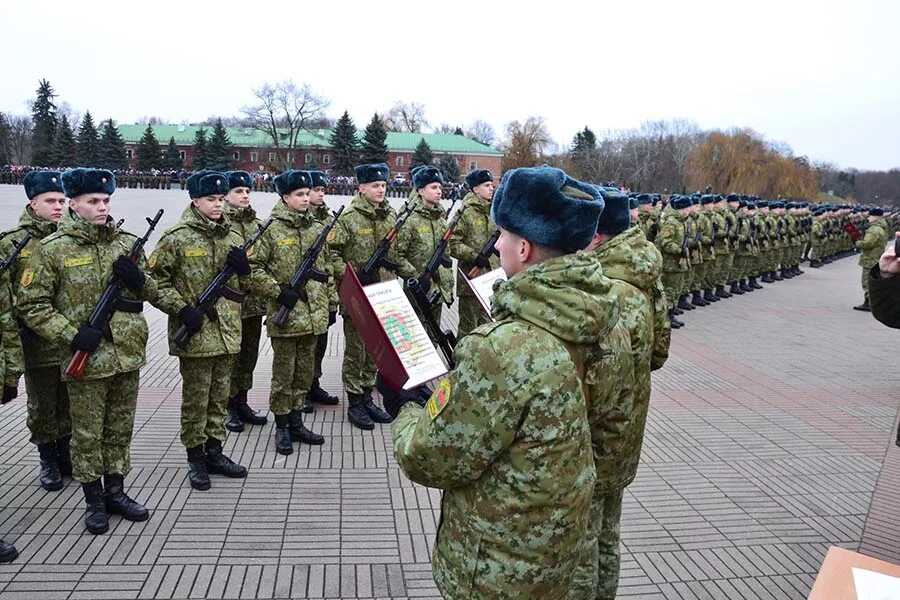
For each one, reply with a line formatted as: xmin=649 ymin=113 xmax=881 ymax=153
xmin=462 ymin=192 xmax=490 ymax=215
xmin=224 ymin=203 xmax=257 ymax=223
xmin=414 ymin=197 xmax=445 ymax=219
xmin=351 ymin=194 xmax=392 ymax=220
xmin=58 ymin=208 xmax=119 ymax=244
xmin=272 ymin=200 xmax=314 ymax=228
xmin=181 ymin=204 xmax=233 ymax=239
xmin=19 ymin=205 xmax=58 ymax=238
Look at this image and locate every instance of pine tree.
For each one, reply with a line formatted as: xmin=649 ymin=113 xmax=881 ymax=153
xmin=453 ymin=127 xmax=464 ymax=136
xmin=569 ymin=126 xmax=598 ymax=179
xmin=439 ymin=154 xmax=461 ymax=184
xmin=31 ymin=79 xmax=58 ymax=166
xmin=206 ymin=119 xmax=234 ymax=171
xmin=0 ymin=112 xmax=12 ymax=165
xmin=359 ymin=113 xmax=389 ymax=165
xmin=97 ymin=119 xmax=127 ymax=170
xmin=329 ymin=111 xmax=359 ymax=176
xmin=51 ymin=115 xmax=77 ymax=167
xmin=135 ymin=125 xmax=162 ymax=170
xmin=411 ymin=138 xmax=434 ymax=170
xmin=163 ymin=137 xmax=183 ymax=170
xmin=191 ymin=128 xmax=208 ymax=170
xmin=76 ymin=111 xmax=100 ymax=166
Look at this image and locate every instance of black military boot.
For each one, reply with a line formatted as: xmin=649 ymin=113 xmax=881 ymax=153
xmin=56 ymin=435 xmax=72 ymax=478
xmin=704 ymin=289 xmax=719 ymax=302
xmin=677 ymin=295 xmax=695 ymax=311
xmin=672 ymin=305 xmax=684 ymax=315
xmin=853 ymin=298 xmax=871 ymax=312
xmin=289 ymin=410 xmax=325 ymax=445
xmin=37 ymin=443 xmax=63 ymax=491
xmin=0 ymin=539 xmax=18 ymax=563
xmin=795 ymin=265 xmax=805 ymax=275
xmin=691 ymin=290 xmax=707 ymax=306
xmin=347 ymin=392 xmax=374 ymax=430
xmin=668 ymin=311 xmax=684 ymax=329
xmin=716 ymin=285 xmax=732 ymax=298
xmin=809 ymin=258 xmax=822 ymax=268
xmin=740 ymin=279 xmax=753 ymax=292
xmin=233 ymin=390 xmax=267 ymax=426
xmin=780 ymin=268 xmax=794 ymax=279
xmin=729 ymin=281 xmax=744 ymax=295
xmin=301 ymin=396 xmax=315 ymax=414
xmin=273 ymin=414 xmax=294 ymax=455
xmin=204 ymin=438 xmax=247 ymax=478
xmin=309 ymin=378 xmax=339 ymax=406
xmin=225 ymin=395 xmax=244 ymax=433
xmin=771 ymin=270 xmax=783 ymax=281
xmin=104 ymin=473 xmax=149 ymax=522
xmin=761 ymin=272 xmax=773 ymax=283
xmin=362 ymin=388 xmax=393 ymax=424
xmin=750 ymin=277 xmax=763 ymax=289
xmin=81 ymin=480 xmax=109 ymax=535
xmin=186 ymin=445 xmax=211 ymax=491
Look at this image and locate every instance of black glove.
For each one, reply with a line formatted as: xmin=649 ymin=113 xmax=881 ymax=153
xmin=473 ymin=254 xmax=492 ymax=269
xmin=358 ymin=270 xmax=378 ymax=286
xmin=113 ymin=256 xmax=145 ymax=293
xmin=1 ymin=386 xmax=17 ymax=404
xmin=179 ymin=305 xmax=204 ymax=334
xmin=277 ymin=287 xmax=300 ymax=310
xmin=328 ymin=311 xmax=337 ymax=327
xmin=71 ymin=325 xmax=103 ymax=352
xmin=226 ymin=247 xmax=251 ymax=276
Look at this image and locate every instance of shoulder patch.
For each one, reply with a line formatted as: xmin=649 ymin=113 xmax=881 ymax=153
xmin=20 ymin=267 xmax=35 ymax=287
xmin=326 ymin=229 xmax=336 ymax=242
xmin=20 ymin=250 xmax=31 ymax=258
xmin=147 ymin=253 xmax=158 ymax=269
xmin=426 ymin=378 xmax=451 ymax=420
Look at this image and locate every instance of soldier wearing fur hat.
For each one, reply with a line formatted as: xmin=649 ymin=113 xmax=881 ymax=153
xmin=148 ymin=170 xmax=250 ymax=491
xmin=17 ymin=168 xmax=154 ymax=535
xmin=0 ymin=171 xmax=72 ymax=493
xmin=656 ymin=196 xmax=692 ymax=328
xmin=393 ymin=166 xmax=612 ymax=598
xmin=222 ymin=171 xmax=269 ymax=433
xmin=854 ymin=207 xmax=889 ymax=311
xmin=449 ymin=169 xmax=499 ymax=338
xmin=327 ymin=163 xmax=399 ymax=430
xmin=248 ymin=170 xmax=327 ymax=454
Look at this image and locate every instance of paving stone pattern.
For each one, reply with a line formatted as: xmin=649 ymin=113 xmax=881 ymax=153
xmin=1 ymin=187 xmax=899 ymax=599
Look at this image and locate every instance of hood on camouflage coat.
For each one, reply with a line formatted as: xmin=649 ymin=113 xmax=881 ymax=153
xmin=179 ymin=203 xmax=233 ymax=239
xmin=270 ymin=199 xmax=315 ymax=228
xmin=224 ymin=203 xmax=257 ymax=223
xmin=593 ymin=226 xmax=661 ymax=292
xmin=491 ymin=251 xmax=617 ymax=346
xmin=18 ymin=205 xmax=59 ymax=238
xmin=58 ymin=207 xmax=122 ymax=244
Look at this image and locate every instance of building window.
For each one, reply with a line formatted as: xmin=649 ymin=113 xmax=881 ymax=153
xmin=304 ymin=153 xmax=312 ymax=164
xmin=179 ymin=151 xmax=186 ymax=160
xmin=469 ymin=161 xmax=477 ymax=170
xmin=322 ymin=154 xmax=331 ymax=165
xmin=286 ymin=153 xmax=293 ymax=164
xmin=250 ymin=151 xmax=258 ymax=162
xmin=232 ymin=151 xmax=240 ymax=160
xmin=125 ymin=149 xmax=133 ymax=159
xmin=396 ymin=156 xmax=404 ymax=167
xmin=268 ymin=152 xmax=277 ymax=162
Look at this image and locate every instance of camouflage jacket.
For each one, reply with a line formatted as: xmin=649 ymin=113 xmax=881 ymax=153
xmin=637 ymin=210 xmax=659 ymax=242
xmin=1 ymin=206 xmax=60 ymax=374
xmin=697 ymin=212 xmax=714 ymax=259
xmin=311 ymin=202 xmax=340 ymax=311
xmin=249 ymin=201 xmax=329 ymax=337
xmin=224 ymin=203 xmax=266 ymax=317
xmin=392 ymin=251 xmax=615 ymax=599
xmin=16 ymin=209 xmax=156 ymax=381
xmin=449 ymin=193 xmax=500 ymax=297
xmin=394 ymin=197 xmax=453 ymax=305
xmin=857 ymin=219 xmax=889 ymax=269
xmin=148 ymin=204 xmax=246 ymax=358
xmin=711 ymin=209 xmax=729 ymax=252
xmin=656 ymin=209 xmax=688 ymax=272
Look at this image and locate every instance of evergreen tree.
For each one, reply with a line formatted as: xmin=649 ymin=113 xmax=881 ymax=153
xmin=569 ymin=126 xmax=598 ymax=179
xmin=206 ymin=119 xmax=234 ymax=171
xmin=51 ymin=115 xmax=77 ymax=167
xmin=453 ymin=127 xmax=465 ymax=136
xmin=31 ymin=79 xmax=58 ymax=166
xmin=135 ymin=125 xmax=162 ymax=170
xmin=411 ymin=138 xmax=434 ymax=170
xmin=439 ymin=153 xmax=461 ymax=184
xmin=191 ymin=127 xmax=208 ymax=170
xmin=76 ymin=111 xmax=100 ymax=166
xmin=329 ymin=111 xmax=359 ymax=176
xmin=163 ymin=137 xmax=183 ymax=170
xmin=97 ymin=119 xmax=127 ymax=170
xmin=359 ymin=113 xmax=389 ymax=165
xmin=0 ymin=112 xmax=12 ymax=165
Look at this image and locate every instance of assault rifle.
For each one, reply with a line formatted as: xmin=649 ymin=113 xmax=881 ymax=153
xmin=171 ymin=217 xmax=273 ymax=349
xmin=406 ymin=277 xmax=456 ymax=369
xmin=65 ymin=210 xmax=164 ymax=379
xmin=357 ymin=201 xmax=416 ymax=282
xmin=709 ymin=220 xmax=718 ymax=257
xmin=271 ymin=206 xmax=344 ymax=328
xmin=0 ymin=231 xmax=34 ymax=280
xmin=681 ymin=220 xmax=691 ymax=259
xmin=467 ymin=229 xmax=501 ymax=278
xmin=444 ymin=185 xmax=461 ymax=218
xmin=416 ymin=207 xmax=465 ymax=308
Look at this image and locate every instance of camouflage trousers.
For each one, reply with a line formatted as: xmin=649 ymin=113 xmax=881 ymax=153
xmin=25 ymin=365 xmax=70 ymax=445
xmin=68 ymin=370 xmax=139 ymax=483
xmin=456 ymin=295 xmax=490 ymax=339
xmin=342 ymin=318 xmax=376 ymax=395
xmin=660 ymin=271 xmax=685 ymax=311
xmin=862 ymin=267 xmax=871 ymax=299
xmin=571 ymin=487 xmax=625 ymax=600
xmin=717 ymin=251 xmax=734 ymax=284
xmin=314 ymin=331 xmax=328 ymax=379
xmin=179 ymin=355 xmax=233 ymax=448
xmin=269 ymin=335 xmax=316 ymax=416
xmin=230 ymin=315 xmax=262 ymax=397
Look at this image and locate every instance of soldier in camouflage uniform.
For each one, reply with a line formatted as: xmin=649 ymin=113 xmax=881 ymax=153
xmin=222 ymin=171 xmax=268 ymax=432
xmin=392 ymin=166 xmax=608 ymax=599
xmin=248 ymin=170 xmax=327 ymax=454
xmin=327 ymin=163 xmax=397 ymax=430
xmin=0 ymin=250 xmax=19 ymax=561
xmin=853 ymin=208 xmax=889 ymax=311
xmin=656 ymin=196 xmax=691 ymax=328
xmin=723 ymin=194 xmax=744 ymax=295
xmin=17 ymin=168 xmax=151 ymax=535
xmin=303 ymin=170 xmax=340 ymax=413
xmin=449 ymin=169 xmax=499 ymax=339
xmin=1 ymin=172 xmax=71 ymax=491
xmin=148 ymin=171 xmax=250 ymax=490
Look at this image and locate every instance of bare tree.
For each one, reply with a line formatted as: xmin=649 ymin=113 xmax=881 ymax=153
xmin=7 ymin=114 xmax=33 ymax=164
xmin=383 ymin=101 xmax=428 ymax=133
xmin=500 ymin=117 xmax=553 ymax=171
xmin=466 ymin=119 xmax=496 ymax=146
xmin=240 ymin=79 xmax=330 ymax=169
xmin=433 ymin=123 xmax=458 ymax=135
xmin=58 ymin=101 xmax=81 ymax=132
xmin=138 ymin=115 xmax=169 ymax=126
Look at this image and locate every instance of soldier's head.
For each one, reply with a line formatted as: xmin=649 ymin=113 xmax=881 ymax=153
xmin=187 ymin=170 xmax=229 ymax=221
xmin=224 ymin=171 xmax=253 ymax=208
xmin=62 ymin=168 xmax=116 ymax=225
xmin=869 ymin=208 xmax=884 ymax=221
xmin=585 ymin=189 xmax=631 ymax=251
xmin=355 ymin=163 xmax=390 ymax=205
xmin=24 ymin=170 xmax=66 ymax=222
xmin=274 ymin=170 xmax=312 ymax=212
xmin=465 ymin=169 xmax=494 ymax=202
xmin=700 ymin=195 xmax=717 ymax=211
xmin=413 ymin=166 xmax=443 ymax=205
xmin=491 ymin=166 xmax=604 ymax=277
xmin=637 ymin=193 xmax=652 ymax=213
xmin=726 ymin=193 xmax=741 ymax=209
xmin=305 ymin=170 xmax=328 ymax=206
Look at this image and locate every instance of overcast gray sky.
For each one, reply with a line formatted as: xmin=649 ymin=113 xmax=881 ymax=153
xmin=2 ymin=0 xmax=898 ymax=170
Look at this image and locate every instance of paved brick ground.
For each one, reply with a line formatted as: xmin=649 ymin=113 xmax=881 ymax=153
xmin=0 ymin=186 xmax=898 ymax=599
